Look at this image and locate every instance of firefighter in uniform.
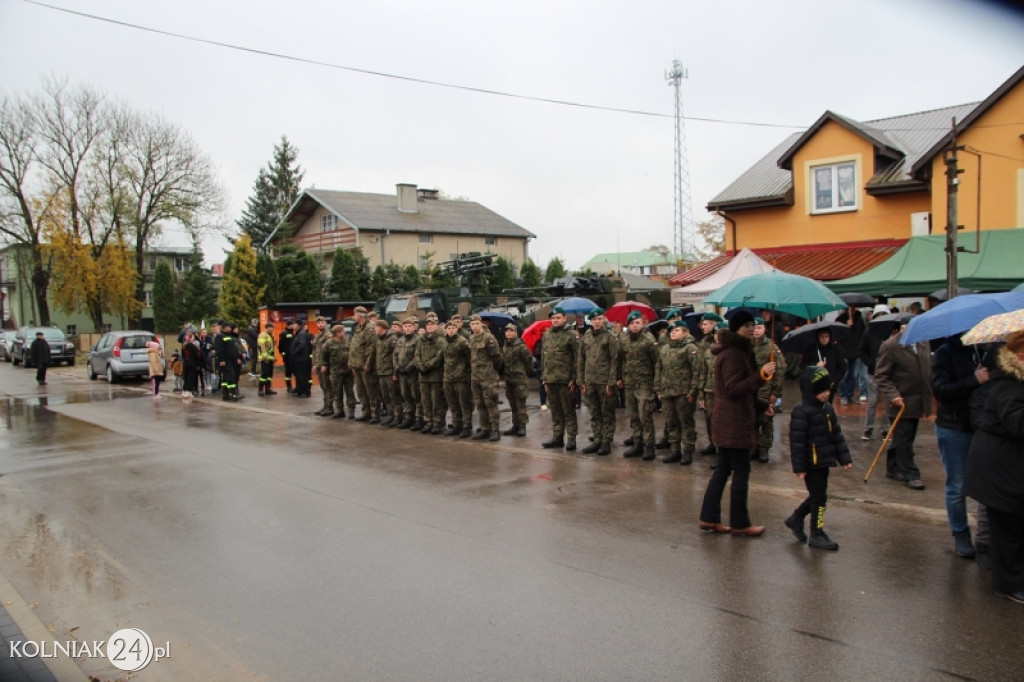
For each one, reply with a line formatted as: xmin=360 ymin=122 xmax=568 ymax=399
xmin=257 ymin=322 xmax=278 ymax=396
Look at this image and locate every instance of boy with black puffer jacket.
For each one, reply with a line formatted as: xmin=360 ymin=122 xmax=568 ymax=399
xmin=785 ymin=367 xmax=853 ymax=550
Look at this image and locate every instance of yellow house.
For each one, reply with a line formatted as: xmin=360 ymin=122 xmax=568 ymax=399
xmin=686 ymin=64 xmax=1024 ymax=284
xmin=271 ymin=183 xmax=535 ymax=272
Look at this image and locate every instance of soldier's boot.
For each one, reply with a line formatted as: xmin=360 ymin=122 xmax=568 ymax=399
xmin=488 ymin=431 xmax=500 ymax=442
xmin=662 ymin=449 xmax=683 ymax=464
xmin=565 ymin=437 xmax=576 ymax=452
xmin=655 ymin=435 xmax=671 ymax=450
xmin=581 ymin=441 xmax=601 ymax=454
xmin=444 ymin=426 xmax=459 ymax=436
xmin=369 ymin=415 xmax=381 ymax=424
xmin=421 ymin=423 xmax=435 ymax=434
xmin=348 ymin=411 xmax=356 ymax=420
xmin=502 ymin=425 xmax=519 ymax=436
xmin=430 ymin=425 xmax=443 ymax=435
xmin=642 ymin=444 xmax=657 ymax=461
xmin=541 ymin=436 xmax=564 ymax=449
xmin=623 ymin=440 xmax=644 ymax=458
xmin=355 ymin=414 xmax=371 ymax=422
xmin=473 ymin=430 xmax=491 ymax=440
xmin=332 ymin=408 xmax=346 ymax=419
xmin=397 ymin=418 xmax=411 ymax=429
xmin=597 ymin=442 xmax=612 ymax=456
xmin=409 ymin=420 xmax=424 ymax=432
xmin=515 ymin=426 xmax=526 ymax=437
xmin=623 ymin=436 xmax=635 ymax=446
xmin=758 ymin=448 xmax=770 ymax=463
xmin=459 ymin=427 xmax=472 ymax=438
xmin=680 ymin=447 xmax=694 ymax=466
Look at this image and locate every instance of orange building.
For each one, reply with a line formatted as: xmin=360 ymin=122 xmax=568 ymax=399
xmin=674 ymin=65 xmax=1024 ymax=286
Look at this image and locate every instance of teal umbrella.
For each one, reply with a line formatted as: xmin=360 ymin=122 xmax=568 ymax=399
xmin=702 ymin=270 xmax=847 ymax=320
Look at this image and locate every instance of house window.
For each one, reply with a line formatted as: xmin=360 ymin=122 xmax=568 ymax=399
xmin=321 ymin=214 xmax=338 ymax=232
xmin=174 ymin=256 xmax=190 ymax=273
xmin=483 ymin=236 xmax=496 ymax=246
xmin=812 ymin=162 xmax=857 ymax=213
xmin=146 ymin=255 xmax=158 ymax=272
xmin=66 ymin=325 xmax=76 ymax=337
xmin=144 ymin=291 xmax=153 ymax=307
xmin=419 ymin=234 xmax=432 ymax=244
xmin=418 ymin=255 xmax=429 ymax=269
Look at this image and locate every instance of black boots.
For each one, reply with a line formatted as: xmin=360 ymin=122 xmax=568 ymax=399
xmin=662 ymin=449 xmax=682 ymax=464
xmin=581 ymin=442 xmax=601 ymax=454
xmin=565 ymin=437 xmax=576 ymax=452
xmin=700 ymin=443 xmax=716 ymax=455
xmin=541 ymin=437 xmax=564 ymax=449
xmin=642 ymin=444 xmax=656 ymax=461
xmin=623 ymin=440 xmax=644 ymax=458
xmin=597 ymin=442 xmax=611 ymax=456
xmin=784 ymin=514 xmax=808 ymax=543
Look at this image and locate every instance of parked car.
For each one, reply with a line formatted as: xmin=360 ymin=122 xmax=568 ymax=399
xmin=0 ymin=330 xmax=16 ymax=362
xmin=10 ymin=326 xmax=76 ymax=367
xmin=87 ymin=331 xmax=162 ymax=383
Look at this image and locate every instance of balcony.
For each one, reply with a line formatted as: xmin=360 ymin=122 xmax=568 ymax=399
xmin=288 ymin=229 xmax=358 ymax=254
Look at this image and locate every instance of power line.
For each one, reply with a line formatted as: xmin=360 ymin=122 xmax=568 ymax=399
xmin=23 ymin=0 xmax=809 ymax=129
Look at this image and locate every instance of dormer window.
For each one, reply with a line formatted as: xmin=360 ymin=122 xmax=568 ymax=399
xmin=811 ymin=161 xmax=857 ymax=214
xmin=321 ymin=214 xmax=338 ymax=232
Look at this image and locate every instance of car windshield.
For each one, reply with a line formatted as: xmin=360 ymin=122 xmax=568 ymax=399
xmin=33 ymin=329 xmax=65 ymax=340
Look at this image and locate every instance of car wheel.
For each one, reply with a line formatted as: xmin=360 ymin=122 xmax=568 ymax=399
xmin=106 ymin=365 xmax=117 ymax=384
xmin=12 ymin=348 xmax=20 ymax=366
xmin=87 ymin=362 xmax=96 ymax=380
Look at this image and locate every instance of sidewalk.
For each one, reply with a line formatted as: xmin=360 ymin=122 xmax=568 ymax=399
xmin=0 ymin=574 xmax=89 ymax=682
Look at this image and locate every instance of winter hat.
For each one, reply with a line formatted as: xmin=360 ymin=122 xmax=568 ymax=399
xmin=872 ymin=304 xmax=891 ymax=318
xmin=811 ymin=368 xmax=832 ymax=394
xmin=728 ymin=310 xmax=755 ymax=332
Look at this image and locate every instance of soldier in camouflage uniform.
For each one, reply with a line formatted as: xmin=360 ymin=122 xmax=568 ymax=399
xmin=619 ymin=310 xmax=659 ymax=460
xmin=654 ymin=308 xmax=683 ymax=450
xmin=415 ymin=315 xmax=445 ymax=434
xmin=696 ymin=313 xmax=723 ymax=455
xmin=325 ymin=325 xmax=354 ymax=418
xmin=312 ymin=316 xmax=334 ymax=416
xmin=655 ymin=320 xmax=701 ymax=464
xmin=442 ymin=319 xmax=473 ymax=438
xmin=469 ymin=314 xmax=503 ymax=441
xmin=577 ymin=307 xmax=619 ymax=455
xmin=540 ymin=307 xmax=579 ymax=451
xmin=394 ymin=317 xmax=423 ymax=430
xmin=374 ymin=319 xmax=400 ymax=427
xmin=501 ymin=323 xmax=533 ymax=437
xmin=752 ymin=316 xmax=785 ymax=462
xmin=349 ymin=307 xmax=375 ymax=421
xmin=362 ymin=312 xmax=384 ymax=423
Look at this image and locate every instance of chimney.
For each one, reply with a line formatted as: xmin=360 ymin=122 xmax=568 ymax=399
xmin=396 ymin=183 xmax=418 ymax=213
xmin=418 ymin=188 xmax=440 ymax=201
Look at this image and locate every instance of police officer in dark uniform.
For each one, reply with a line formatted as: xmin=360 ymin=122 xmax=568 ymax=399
xmin=279 ymin=319 xmax=297 ymax=393
xmin=291 ymin=319 xmax=314 ymax=398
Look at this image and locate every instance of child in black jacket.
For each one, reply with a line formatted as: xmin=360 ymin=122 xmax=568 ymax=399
xmin=786 ymin=366 xmax=853 ymax=550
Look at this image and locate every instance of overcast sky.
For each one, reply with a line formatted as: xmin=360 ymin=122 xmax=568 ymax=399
xmin=2 ymin=0 xmax=1022 ymax=270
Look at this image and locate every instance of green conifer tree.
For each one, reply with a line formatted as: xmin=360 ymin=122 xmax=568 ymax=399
xmin=181 ymin=248 xmax=218 ymax=326
xmin=219 ymin=234 xmax=266 ymax=324
xmin=152 ymin=260 xmax=180 ymax=333
xmin=328 ymin=248 xmax=362 ymax=300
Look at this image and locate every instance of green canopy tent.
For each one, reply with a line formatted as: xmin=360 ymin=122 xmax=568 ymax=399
xmin=825 ymin=229 xmax=1024 ymax=296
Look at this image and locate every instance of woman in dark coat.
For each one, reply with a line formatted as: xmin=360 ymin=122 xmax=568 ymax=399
xmin=698 ymin=311 xmax=775 ymax=537
xmin=965 ymin=330 xmax=1024 ymax=603
xmin=181 ymin=332 xmax=202 ymax=396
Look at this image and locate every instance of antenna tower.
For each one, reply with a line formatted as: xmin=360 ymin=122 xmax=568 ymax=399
xmin=666 ymin=60 xmax=695 ymax=264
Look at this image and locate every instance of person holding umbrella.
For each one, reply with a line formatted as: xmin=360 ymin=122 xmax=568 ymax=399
xmin=800 ymin=328 xmax=846 ymax=404
xmin=698 ymin=310 xmax=776 ymax=536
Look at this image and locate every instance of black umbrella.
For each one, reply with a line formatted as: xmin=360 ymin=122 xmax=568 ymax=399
xmin=869 ymin=312 xmax=914 ymax=339
xmin=779 ymin=319 xmax=851 ymax=353
xmin=646 ymin=319 xmax=669 ymax=336
xmin=929 ymin=287 xmax=979 ymax=302
xmin=838 ymin=292 xmax=876 ymax=307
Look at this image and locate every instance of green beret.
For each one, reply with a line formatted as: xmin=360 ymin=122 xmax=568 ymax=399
xmin=666 ymin=308 xmax=682 ymax=319
xmin=551 ymin=306 xmax=566 ymax=316
xmin=671 ymin=320 xmax=689 ymax=330
xmin=716 ymin=321 xmax=729 ymax=330
xmin=754 ymin=317 xmax=765 ymax=326
xmin=586 ymin=307 xmax=605 ymax=320
xmin=626 ymin=310 xmax=644 ymax=323
xmin=702 ymin=312 xmax=723 ymax=322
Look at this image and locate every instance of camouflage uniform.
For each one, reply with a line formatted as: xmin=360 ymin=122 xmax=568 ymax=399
xmin=313 ymin=324 xmax=332 ymax=414
xmin=375 ymin=326 xmax=401 ymax=426
xmin=620 ymin=328 xmax=658 ymax=455
xmin=696 ymin=334 xmax=717 ymax=451
xmin=325 ymin=330 xmax=354 ymax=417
xmin=470 ymin=329 xmax=503 ymax=435
xmin=655 ymin=333 xmax=701 ymax=459
xmin=501 ymin=334 xmax=533 ymax=435
xmin=349 ymin=319 xmax=375 ymax=419
xmin=541 ymin=323 xmax=579 ymax=443
xmin=753 ymin=333 xmax=786 ymax=460
xmin=394 ymin=326 xmax=422 ymax=427
xmin=577 ymin=325 xmax=620 ymax=451
xmin=415 ymin=328 xmax=445 ymax=433
xmin=442 ymin=331 xmax=473 ymax=436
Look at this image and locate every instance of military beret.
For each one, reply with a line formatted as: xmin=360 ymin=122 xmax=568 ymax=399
xmin=551 ymin=306 xmax=566 ymax=316
xmin=390 ymin=319 xmax=402 ymax=327
xmin=352 ymin=306 xmax=367 ymax=315
xmin=504 ymin=323 xmax=518 ymax=332
xmin=330 ymin=324 xmax=345 ymax=334
xmin=665 ymin=308 xmax=682 ymax=319
xmin=671 ymin=320 xmax=689 ymax=330
xmin=374 ymin=319 xmax=389 ymax=329
xmin=716 ymin=321 xmax=729 ymax=330
xmin=626 ymin=310 xmax=644 ymax=323
xmin=468 ymin=314 xmax=482 ymax=322
xmin=315 ymin=315 xmax=327 ymax=322
xmin=586 ymin=307 xmax=605 ymax=320
xmin=754 ymin=317 xmax=765 ymax=326
xmin=701 ymin=312 xmax=723 ymax=322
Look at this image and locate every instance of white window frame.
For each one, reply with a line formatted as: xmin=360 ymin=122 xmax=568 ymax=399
xmin=66 ymin=324 xmax=76 ymax=337
xmin=321 ymin=214 xmax=338 ymax=232
xmin=809 ymin=159 xmax=858 ymax=214
xmin=483 ymin=236 xmax=497 ymax=246
xmin=419 ymin=234 xmax=433 ymax=244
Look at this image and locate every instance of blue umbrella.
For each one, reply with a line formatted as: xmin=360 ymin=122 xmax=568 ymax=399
xmin=900 ymin=290 xmax=1024 ymax=345
xmin=557 ymin=297 xmax=599 ymax=315
xmin=478 ymin=311 xmax=517 ymax=329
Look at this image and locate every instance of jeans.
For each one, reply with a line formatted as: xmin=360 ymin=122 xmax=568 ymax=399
xmin=935 ymin=425 xmax=972 ymax=534
xmin=700 ymin=447 xmax=752 ymax=529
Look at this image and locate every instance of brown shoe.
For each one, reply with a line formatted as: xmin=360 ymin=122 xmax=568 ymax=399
xmin=730 ymin=526 xmax=766 ymax=537
xmin=699 ymin=521 xmax=731 ymax=534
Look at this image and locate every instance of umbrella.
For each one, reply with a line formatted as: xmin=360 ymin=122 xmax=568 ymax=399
xmin=556 ymin=296 xmax=599 ymax=315
xmin=702 ymin=270 xmax=847 ymax=320
xmin=839 ymin=292 xmax=876 ymax=307
xmin=723 ymin=306 xmax=761 ymax=321
xmin=900 ymin=290 xmax=1024 ymax=345
xmin=605 ymin=301 xmax=657 ymax=325
xmin=869 ymin=312 xmax=914 ymax=339
xmin=646 ymin=319 xmax=669 ymax=336
xmin=961 ymin=309 xmax=1024 ymax=345
xmin=779 ymin=320 xmax=851 ymax=353
xmin=929 ymin=287 xmax=979 ymax=302
xmin=683 ymin=311 xmax=704 ymax=336
xmin=521 ymin=319 xmax=552 ymax=354
xmin=478 ymin=311 xmax=517 ymax=330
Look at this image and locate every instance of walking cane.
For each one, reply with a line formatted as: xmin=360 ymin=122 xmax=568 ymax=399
xmin=864 ymin=402 xmax=906 ymax=484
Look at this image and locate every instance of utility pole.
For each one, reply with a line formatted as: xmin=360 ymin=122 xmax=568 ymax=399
xmin=944 ymin=117 xmax=964 ymax=300
xmin=665 ymin=60 xmax=695 ymax=266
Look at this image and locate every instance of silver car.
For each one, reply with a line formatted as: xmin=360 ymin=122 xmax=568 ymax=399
xmin=87 ymin=331 xmax=162 ymax=383
xmin=0 ymin=330 xmax=15 ymax=362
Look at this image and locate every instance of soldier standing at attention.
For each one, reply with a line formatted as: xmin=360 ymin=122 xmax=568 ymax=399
xmin=654 ymin=308 xmax=684 ymax=450
xmin=325 ymin=324 xmax=353 ymax=419
xmin=501 ymin=323 xmax=533 ymax=437
xmin=655 ymin=320 xmax=701 ymax=464
xmin=313 ymin=316 xmax=334 ymax=416
xmin=374 ymin=319 xmax=400 ymax=427
xmin=415 ymin=314 xmax=446 ymax=435
xmin=696 ymin=313 xmax=724 ymax=455
xmin=348 ymin=306 xmax=374 ymax=421
xmin=469 ymin=314 xmax=503 ymax=441
xmin=442 ymin=319 xmax=473 ymax=438
xmin=395 ymin=317 xmax=423 ymax=430
xmin=540 ymin=307 xmax=579 ymax=451
xmin=577 ymin=307 xmax=620 ymax=455
xmin=752 ymin=316 xmax=786 ymax=463
xmin=619 ymin=310 xmax=659 ymax=460
xmin=362 ymin=311 xmax=384 ymax=423
xmin=256 ymin=322 xmax=278 ymax=397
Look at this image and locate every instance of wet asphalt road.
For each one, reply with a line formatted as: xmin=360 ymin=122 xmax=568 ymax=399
xmin=0 ymin=364 xmax=1019 ymax=681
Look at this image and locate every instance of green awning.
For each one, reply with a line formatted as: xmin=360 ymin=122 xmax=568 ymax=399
xmin=826 ymin=229 xmax=1024 ymax=296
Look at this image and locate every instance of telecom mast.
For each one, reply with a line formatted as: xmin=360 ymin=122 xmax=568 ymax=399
xmin=665 ymin=60 xmax=695 ymax=264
